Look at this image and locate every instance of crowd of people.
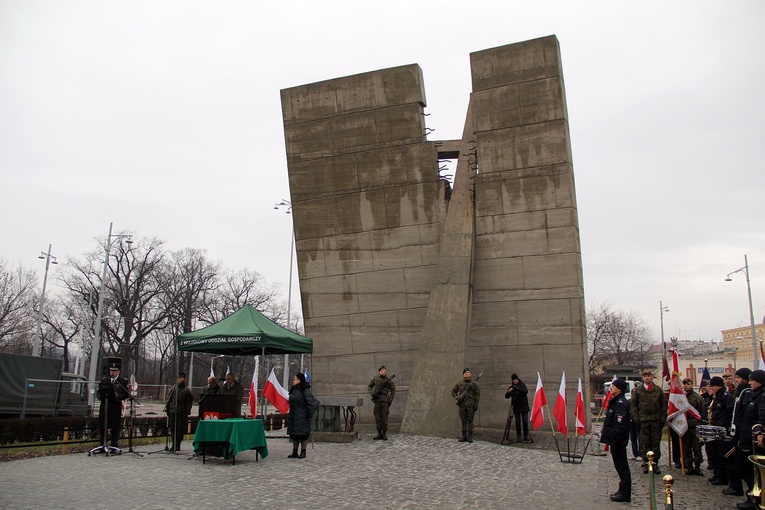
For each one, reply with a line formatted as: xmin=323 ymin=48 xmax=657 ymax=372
xmin=602 ymin=367 xmax=765 ymax=509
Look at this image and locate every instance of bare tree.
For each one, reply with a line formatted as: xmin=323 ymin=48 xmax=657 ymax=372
xmin=63 ymin=235 xmax=169 ymax=374
xmin=208 ymin=268 xmax=279 ymax=323
xmin=41 ymin=296 xmax=82 ymax=371
xmin=0 ymin=260 xmax=37 ymax=352
xmin=587 ymin=302 xmax=653 ymax=371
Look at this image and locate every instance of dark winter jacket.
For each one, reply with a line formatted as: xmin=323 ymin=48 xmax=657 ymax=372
xmin=504 ymin=380 xmax=530 ymax=414
xmin=601 ymin=393 xmax=630 ymax=446
xmin=737 ymin=385 xmax=765 ymax=451
xmin=287 ymin=383 xmax=318 ymax=438
xmin=709 ymin=387 xmax=735 ymax=429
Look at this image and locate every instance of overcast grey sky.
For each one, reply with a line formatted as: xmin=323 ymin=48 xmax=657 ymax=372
xmin=1 ymin=1 xmax=763 ymax=344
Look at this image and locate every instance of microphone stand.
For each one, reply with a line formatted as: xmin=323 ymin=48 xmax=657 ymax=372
xmin=113 ymin=378 xmax=143 ymax=457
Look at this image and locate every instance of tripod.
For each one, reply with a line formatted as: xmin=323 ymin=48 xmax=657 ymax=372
xmin=125 ymin=396 xmax=143 ymax=457
xmin=500 ymin=407 xmax=514 ymax=445
xmin=89 ymin=382 xmax=122 ymax=456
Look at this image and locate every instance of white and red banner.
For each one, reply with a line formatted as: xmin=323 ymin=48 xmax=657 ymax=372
xmin=531 ymin=372 xmax=546 ymax=430
xmin=553 ymin=372 xmax=568 ymax=436
xmin=575 ymin=378 xmax=587 ymax=436
xmin=248 ymin=357 xmax=258 ymax=418
xmin=263 ymin=367 xmax=290 ymax=414
xmin=667 ymin=373 xmax=701 ymax=436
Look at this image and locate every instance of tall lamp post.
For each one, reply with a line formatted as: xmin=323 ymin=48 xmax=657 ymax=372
xmin=33 ymin=244 xmax=58 ymax=357
xmin=660 ymin=301 xmax=670 ymax=347
xmin=86 ymin=223 xmax=132 ymax=413
xmin=274 ymin=199 xmax=294 ymax=389
xmin=726 ymin=254 xmax=758 ymax=370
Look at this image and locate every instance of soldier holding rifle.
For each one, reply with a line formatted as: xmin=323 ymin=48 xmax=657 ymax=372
xmin=368 ymin=365 xmax=396 ymax=441
xmin=451 ymin=368 xmax=481 ymax=443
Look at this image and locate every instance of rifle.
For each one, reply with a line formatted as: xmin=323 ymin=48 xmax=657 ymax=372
xmin=371 ymin=374 xmax=396 ymax=403
xmin=456 ymin=371 xmax=483 ymax=405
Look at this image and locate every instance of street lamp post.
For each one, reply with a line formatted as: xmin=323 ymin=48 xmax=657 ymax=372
xmin=275 ymin=199 xmax=294 ymax=388
xmin=660 ymin=301 xmax=670 ymax=347
xmin=726 ymin=254 xmax=758 ymax=370
xmin=86 ymin=223 xmax=132 ymax=413
xmin=33 ymin=244 xmax=58 ymax=357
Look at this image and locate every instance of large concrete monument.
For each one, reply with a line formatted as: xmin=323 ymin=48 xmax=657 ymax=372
xmin=280 ymin=35 xmax=588 ymax=439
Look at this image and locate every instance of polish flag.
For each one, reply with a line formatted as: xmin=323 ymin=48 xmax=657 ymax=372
xmin=553 ymin=372 xmax=568 ymax=436
xmin=209 ymin=364 xmax=214 ymax=379
xmin=602 ymin=374 xmax=617 ymax=410
xmin=263 ymin=368 xmax=290 ymax=414
xmin=531 ymin=372 xmax=546 ymax=430
xmin=575 ymin=378 xmax=587 ymax=436
xmin=667 ymin=373 xmax=701 ymax=436
xmin=248 ymin=357 xmax=258 ymax=418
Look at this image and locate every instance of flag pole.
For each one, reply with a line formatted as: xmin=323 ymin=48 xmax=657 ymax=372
xmin=545 ymin=401 xmax=561 ymax=457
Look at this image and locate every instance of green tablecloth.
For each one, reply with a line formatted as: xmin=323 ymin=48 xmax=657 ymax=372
xmin=193 ymin=419 xmax=269 ymax=460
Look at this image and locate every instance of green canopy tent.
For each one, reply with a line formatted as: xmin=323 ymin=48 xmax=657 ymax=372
xmin=177 ymin=304 xmax=312 ymax=356
xmin=177 ymin=304 xmax=312 ymax=418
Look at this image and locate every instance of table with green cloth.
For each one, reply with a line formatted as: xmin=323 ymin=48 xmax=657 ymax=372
xmin=192 ymin=418 xmax=269 ymax=464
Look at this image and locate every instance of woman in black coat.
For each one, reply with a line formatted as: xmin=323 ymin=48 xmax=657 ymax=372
xmin=504 ymin=373 xmax=531 ymax=442
xmin=287 ymin=372 xmax=318 ymax=459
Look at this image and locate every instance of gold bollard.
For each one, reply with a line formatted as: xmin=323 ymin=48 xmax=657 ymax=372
xmin=663 ymin=475 xmax=674 ymax=510
xmin=62 ymin=427 xmax=69 ymax=455
xmin=647 ymin=451 xmax=657 ymax=510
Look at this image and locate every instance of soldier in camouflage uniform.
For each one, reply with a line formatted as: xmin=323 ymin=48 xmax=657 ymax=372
xmin=165 ymin=372 xmax=194 ymax=452
xmin=368 ymin=365 xmax=396 ymax=440
xmin=682 ymin=378 xmax=705 ymax=475
xmin=630 ymin=369 xmax=666 ymax=474
xmin=451 ymin=368 xmax=480 ymax=443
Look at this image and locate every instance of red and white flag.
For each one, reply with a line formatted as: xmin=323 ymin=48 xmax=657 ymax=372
xmin=667 ymin=373 xmax=701 ymax=436
xmin=602 ymin=374 xmax=617 ymax=410
xmin=248 ymin=357 xmax=258 ymax=418
xmin=209 ymin=364 xmax=215 ymax=379
xmin=575 ymin=378 xmax=587 ymax=436
xmin=671 ymin=348 xmax=680 ymax=374
xmin=531 ymin=372 xmax=546 ymax=430
xmin=263 ymin=368 xmax=290 ymax=414
xmin=553 ymin=372 xmax=568 ymax=435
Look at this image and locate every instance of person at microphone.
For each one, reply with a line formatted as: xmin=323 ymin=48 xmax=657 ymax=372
xmin=165 ymin=372 xmax=193 ymax=452
xmin=98 ymin=362 xmax=130 ymax=448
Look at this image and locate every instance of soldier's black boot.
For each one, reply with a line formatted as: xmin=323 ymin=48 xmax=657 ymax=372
xmin=458 ymin=432 xmax=468 ymax=442
xmin=288 ymin=449 xmax=299 ymax=458
xmin=467 ymin=432 xmax=473 ymax=443
xmin=298 ymin=449 xmax=306 ymax=459
xmin=373 ymin=429 xmax=383 ymax=440
xmin=382 ymin=430 xmax=388 ymax=441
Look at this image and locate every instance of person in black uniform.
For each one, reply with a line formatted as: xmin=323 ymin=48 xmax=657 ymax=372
xmin=98 ymin=362 xmax=130 ymax=448
xmin=731 ymin=369 xmax=765 ymax=510
xmin=707 ymin=376 xmax=736 ymax=487
xmin=601 ymin=378 xmax=631 ymax=503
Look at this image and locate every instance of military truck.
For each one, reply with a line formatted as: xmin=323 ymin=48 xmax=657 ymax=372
xmin=0 ymin=352 xmax=89 ymax=418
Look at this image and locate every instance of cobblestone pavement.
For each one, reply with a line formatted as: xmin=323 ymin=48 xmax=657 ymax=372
xmin=0 ymin=432 xmax=747 ymax=510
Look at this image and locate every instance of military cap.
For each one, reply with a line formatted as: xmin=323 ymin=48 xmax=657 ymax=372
xmin=463 ymin=367 xmax=471 ymax=374
xmin=178 ymin=372 xmax=187 ymax=378
xmin=709 ymin=376 xmax=725 ymax=387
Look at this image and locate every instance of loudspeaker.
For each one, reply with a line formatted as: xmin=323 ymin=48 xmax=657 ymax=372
xmin=101 ymin=357 xmax=122 ymax=378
